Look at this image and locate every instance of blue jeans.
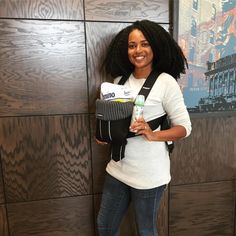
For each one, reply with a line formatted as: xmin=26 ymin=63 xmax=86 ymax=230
xmin=97 ymin=173 xmax=166 ymax=236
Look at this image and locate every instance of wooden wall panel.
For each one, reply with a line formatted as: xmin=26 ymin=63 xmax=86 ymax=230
xmin=0 ymin=162 xmax=5 ymax=204
xmin=157 ymin=188 xmax=168 ymax=236
xmin=0 ymin=0 xmax=234 ymax=235
xmin=0 ymin=205 xmax=9 ymax=236
xmin=169 ymin=181 xmax=235 ymax=236
xmin=86 ymin=22 xmax=129 ymax=112
xmin=171 ymin=115 xmax=236 ymax=185
xmin=0 ymin=0 xmax=83 ymax=20
xmin=0 ymin=19 xmax=87 ymax=116
xmin=234 ymin=179 xmax=236 ymax=236
xmin=7 ymin=195 xmax=94 ymax=236
xmin=0 ymin=115 xmax=92 ymax=202
xmin=90 ymin=115 xmax=110 ymax=194
xmin=85 ymin=0 xmax=169 ymax=22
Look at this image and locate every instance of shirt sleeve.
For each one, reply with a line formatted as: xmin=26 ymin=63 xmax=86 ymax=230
xmin=162 ymin=75 xmax=192 ymax=137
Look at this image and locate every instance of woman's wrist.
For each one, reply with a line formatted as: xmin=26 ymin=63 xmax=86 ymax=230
xmin=150 ymin=126 xmax=187 ymax=142
xmin=149 ymin=130 xmax=160 ymax=141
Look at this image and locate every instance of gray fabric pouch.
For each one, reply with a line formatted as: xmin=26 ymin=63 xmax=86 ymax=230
xmin=96 ymin=99 xmax=133 ymax=121
xmin=95 ymin=99 xmax=134 ymax=161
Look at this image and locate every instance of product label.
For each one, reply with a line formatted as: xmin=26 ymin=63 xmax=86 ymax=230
xmin=130 ymin=105 xmax=143 ymax=125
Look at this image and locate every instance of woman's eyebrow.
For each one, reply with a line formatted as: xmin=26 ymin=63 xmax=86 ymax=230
xmin=128 ymin=39 xmax=148 ymax=43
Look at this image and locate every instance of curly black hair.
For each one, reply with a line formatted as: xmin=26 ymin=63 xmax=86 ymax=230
xmin=101 ymin=20 xmax=188 ymax=80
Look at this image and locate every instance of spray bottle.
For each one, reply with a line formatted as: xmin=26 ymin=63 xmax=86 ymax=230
xmin=130 ymin=95 xmax=145 ymax=126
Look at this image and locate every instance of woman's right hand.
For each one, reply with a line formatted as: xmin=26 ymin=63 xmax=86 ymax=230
xmin=96 ymin=138 xmax=108 ymax=145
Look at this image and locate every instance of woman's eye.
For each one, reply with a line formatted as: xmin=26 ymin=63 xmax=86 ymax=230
xmin=142 ymin=42 xmax=150 ymax=47
xmin=128 ymin=44 xmax=136 ymax=49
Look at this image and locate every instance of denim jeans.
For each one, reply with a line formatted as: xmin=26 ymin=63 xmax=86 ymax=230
xmin=97 ymin=173 xmax=166 ymax=236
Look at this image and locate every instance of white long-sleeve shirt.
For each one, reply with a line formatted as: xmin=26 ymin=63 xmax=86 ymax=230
xmin=106 ymin=72 xmax=192 ymax=189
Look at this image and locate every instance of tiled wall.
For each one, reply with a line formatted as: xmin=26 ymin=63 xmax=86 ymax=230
xmin=0 ymin=0 xmax=235 ymax=235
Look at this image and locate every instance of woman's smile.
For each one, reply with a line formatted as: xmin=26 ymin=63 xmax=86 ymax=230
xmin=128 ymin=29 xmax=154 ymax=78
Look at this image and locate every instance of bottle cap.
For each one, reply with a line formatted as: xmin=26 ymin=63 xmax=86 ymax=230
xmin=135 ymin=95 xmax=145 ymax=106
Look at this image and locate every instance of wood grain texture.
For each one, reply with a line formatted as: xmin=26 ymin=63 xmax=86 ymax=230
xmin=0 ymin=19 xmax=87 ymax=116
xmin=0 ymin=0 xmax=83 ymax=20
xmin=0 ymin=205 xmax=9 ymax=236
xmin=0 ymin=115 xmax=92 ymax=202
xmin=7 ymin=195 xmax=94 ymax=236
xmin=235 ymin=180 xmax=236 ymax=236
xmin=85 ymin=0 xmax=169 ymax=22
xmin=90 ymin=115 xmax=110 ymax=194
xmin=169 ymin=181 xmax=235 ymax=236
xmin=86 ymin=22 xmax=130 ymax=113
xmin=0 ymin=161 xmax=5 ymax=204
xmin=170 ymin=115 xmax=236 ymax=185
xmin=94 ymin=189 xmax=168 ymax=236
xmin=157 ymin=188 xmax=168 ymax=236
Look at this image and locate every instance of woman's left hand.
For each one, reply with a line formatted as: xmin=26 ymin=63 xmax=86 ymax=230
xmin=129 ymin=118 xmax=154 ymax=141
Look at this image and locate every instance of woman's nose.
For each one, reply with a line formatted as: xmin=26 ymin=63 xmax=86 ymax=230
xmin=136 ymin=44 xmax=142 ymax=52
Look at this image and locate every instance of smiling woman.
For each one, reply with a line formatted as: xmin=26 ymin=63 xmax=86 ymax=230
xmin=127 ymin=29 xmax=154 ymax=79
xmin=97 ymin=19 xmax=192 ymax=236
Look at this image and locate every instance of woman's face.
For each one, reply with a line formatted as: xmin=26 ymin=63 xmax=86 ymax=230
xmin=128 ymin=29 xmax=154 ymax=73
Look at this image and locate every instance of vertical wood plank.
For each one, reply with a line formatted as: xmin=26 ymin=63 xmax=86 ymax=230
xmin=90 ymin=115 xmax=110 ymax=194
xmin=7 ymin=196 xmax=94 ymax=236
xmin=170 ymin=117 xmax=209 ymax=184
xmin=0 ymin=161 xmax=5 ymax=204
xmin=171 ymin=115 xmax=236 ymax=185
xmin=85 ymin=0 xmax=169 ymax=22
xmin=93 ymin=194 xmax=101 ymax=236
xmin=0 ymin=0 xmax=84 ymax=20
xmin=234 ymin=180 xmax=236 ymax=236
xmin=206 ymin=115 xmax=236 ymax=181
xmin=86 ymin=22 xmax=130 ymax=113
xmin=157 ymin=188 xmax=168 ymax=236
xmin=0 ymin=115 xmax=92 ymax=202
xmin=0 ymin=19 xmax=87 ymax=116
xmin=0 ymin=205 xmax=9 ymax=236
xmin=169 ymin=181 xmax=235 ymax=236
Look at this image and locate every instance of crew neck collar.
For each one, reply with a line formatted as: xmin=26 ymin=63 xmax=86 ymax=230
xmin=131 ymin=73 xmax=146 ymax=80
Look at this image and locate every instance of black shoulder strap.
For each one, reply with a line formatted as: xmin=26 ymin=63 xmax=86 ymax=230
xmin=137 ymin=70 xmax=161 ymax=100
xmin=118 ymin=70 xmax=161 ymax=100
xmin=120 ymin=71 xmax=174 ymax=154
xmin=118 ymin=74 xmax=129 ymax=86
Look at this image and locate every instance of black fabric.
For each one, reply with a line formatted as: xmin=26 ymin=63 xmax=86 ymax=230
xmin=96 ymin=116 xmax=131 ymax=144
xmin=119 ymin=71 xmax=174 ymax=154
xmin=95 ymin=70 xmax=174 ymax=162
xmin=126 ymin=114 xmax=174 ymax=153
xmin=118 ymin=70 xmax=161 ymax=100
xmin=96 ymin=100 xmax=133 ymax=121
xmin=95 ymin=100 xmax=133 ymax=160
xmin=127 ymin=114 xmax=166 ymax=138
xmin=161 ymin=116 xmax=174 ymax=153
xmin=96 ymin=114 xmax=169 ymax=162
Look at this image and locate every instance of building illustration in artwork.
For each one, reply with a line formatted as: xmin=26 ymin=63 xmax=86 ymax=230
xmin=198 ymin=53 xmax=236 ymax=112
xmin=178 ymin=0 xmax=236 ymax=112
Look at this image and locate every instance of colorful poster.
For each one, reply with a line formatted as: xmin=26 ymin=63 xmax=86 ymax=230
xmin=177 ymin=0 xmax=236 ymax=113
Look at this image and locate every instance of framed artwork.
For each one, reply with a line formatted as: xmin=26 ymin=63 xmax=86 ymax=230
xmin=174 ymin=0 xmax=236 ymax=113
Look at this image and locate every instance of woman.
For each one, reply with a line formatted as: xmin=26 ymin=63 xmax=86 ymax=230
xmin=97 ymin=20 xmax=192 ymax=236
